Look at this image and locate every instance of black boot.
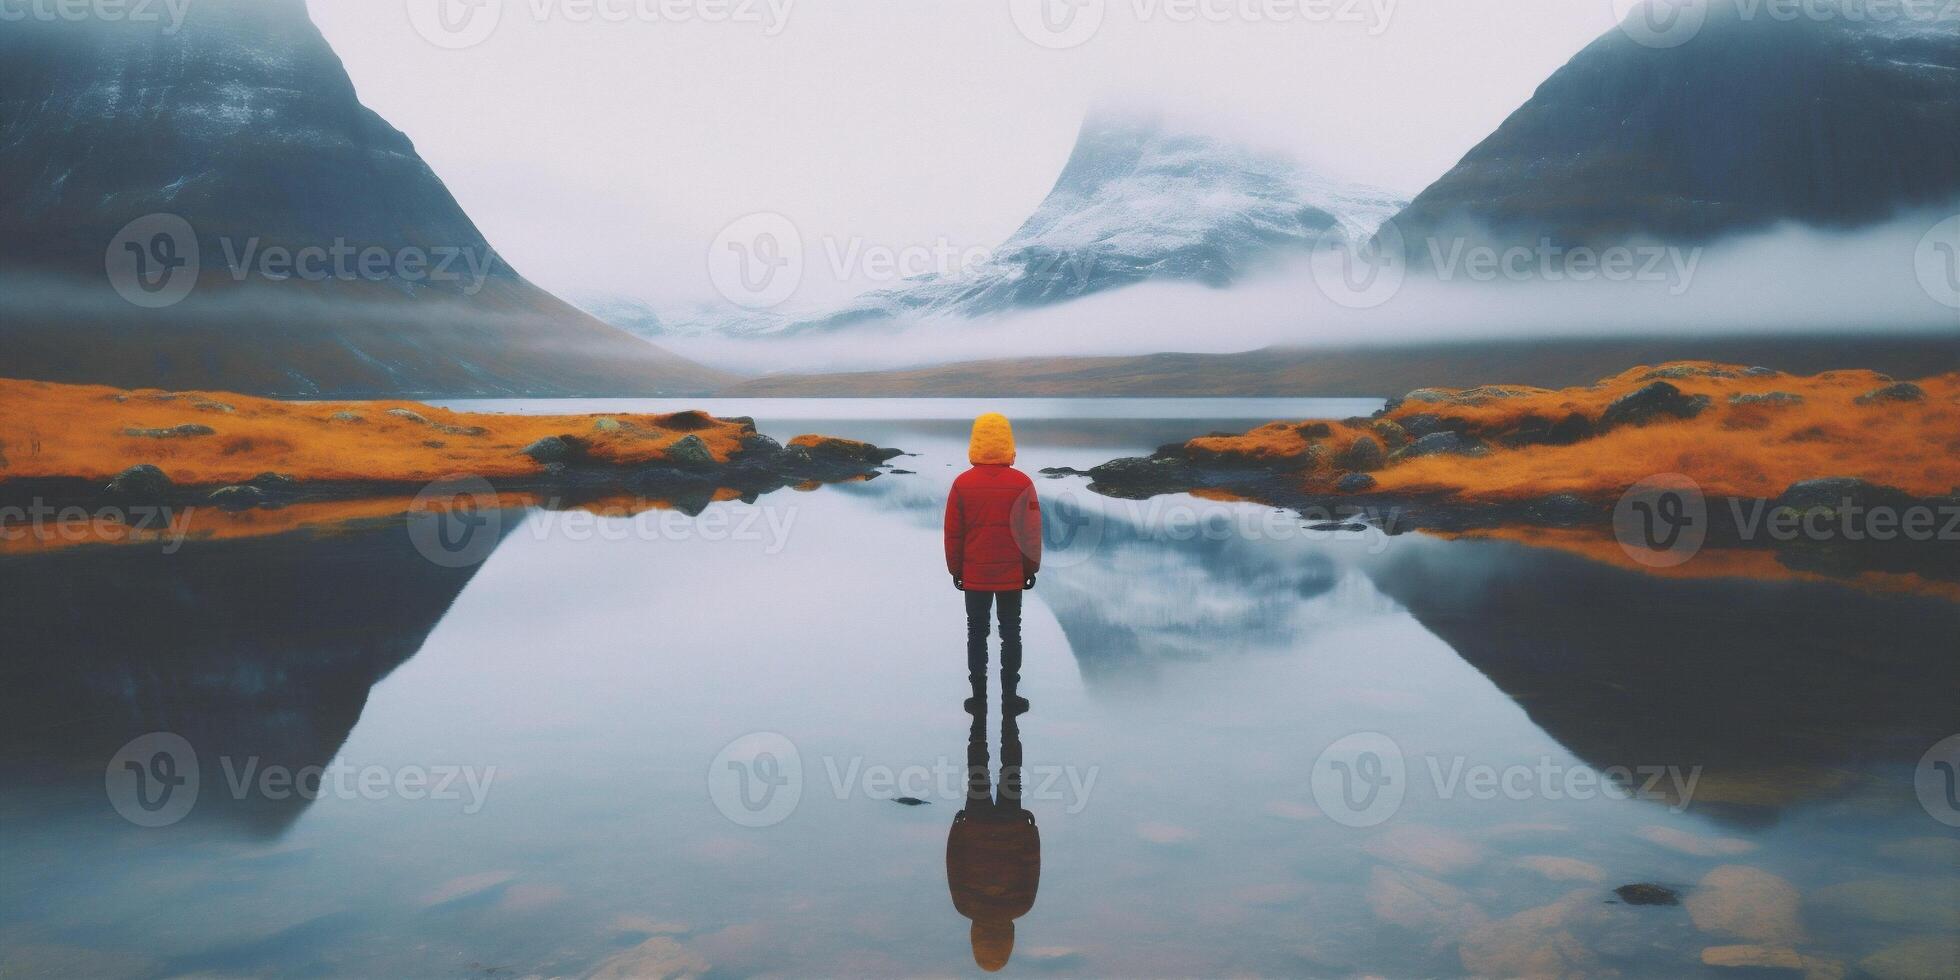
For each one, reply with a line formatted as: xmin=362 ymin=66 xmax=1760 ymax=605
xmin=1001 ymin=673 xmax=1029 ymax=716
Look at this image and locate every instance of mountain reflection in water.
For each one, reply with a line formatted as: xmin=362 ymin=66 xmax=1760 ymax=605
xmin=0 ymin=401 xmax=1953 ymax=977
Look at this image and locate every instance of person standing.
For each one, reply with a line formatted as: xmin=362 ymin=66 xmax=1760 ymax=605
xmin=944 ymin=413 xmax=1041 ymax=713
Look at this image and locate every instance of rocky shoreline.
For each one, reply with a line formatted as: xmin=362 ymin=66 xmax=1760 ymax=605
xmin=0 ymin=379 xmax=906 ymax=523
xmin=1068 ymin=363 xmax=1960 ymax=582
xmin=0 ymin=428 xmax=905 ymax=519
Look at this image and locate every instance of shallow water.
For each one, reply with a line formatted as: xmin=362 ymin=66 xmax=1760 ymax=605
xmin=2 ymin=400 xmax=1956 ymax=978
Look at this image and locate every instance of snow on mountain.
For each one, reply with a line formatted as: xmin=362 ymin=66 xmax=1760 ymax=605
xmin=609 ymin=109 xmax=1405 ymax=339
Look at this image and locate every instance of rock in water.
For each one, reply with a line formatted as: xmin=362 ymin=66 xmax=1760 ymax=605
xmin=1614 ymin=883 xmax=1680 ymax=906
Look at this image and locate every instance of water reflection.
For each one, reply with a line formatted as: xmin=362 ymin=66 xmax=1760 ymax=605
xmin=0 ymin=402 xmax=1954 ymax=976
xmin=948 ymin=705 xmax=1041 ymax=973
xmin=1367 ymin=536 xmax=1960 ymax=824
xmin=0 ymin=516 xmax=515 ymax=837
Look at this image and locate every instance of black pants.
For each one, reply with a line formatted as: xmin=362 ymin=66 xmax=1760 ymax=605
xmin=965 ymin=590 xmax=1023 ymax=685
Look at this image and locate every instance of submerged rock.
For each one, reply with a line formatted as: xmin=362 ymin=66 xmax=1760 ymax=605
xmin=1614 ymin=883 xmax=1680 ymax=906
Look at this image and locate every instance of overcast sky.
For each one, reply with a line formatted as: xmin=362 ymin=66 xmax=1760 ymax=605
xmin=308 ymin=1 xmax=1622 ymax=307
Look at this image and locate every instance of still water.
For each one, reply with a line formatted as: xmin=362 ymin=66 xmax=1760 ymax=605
xmin=1 ymin=400 xmax=1955 ymax=978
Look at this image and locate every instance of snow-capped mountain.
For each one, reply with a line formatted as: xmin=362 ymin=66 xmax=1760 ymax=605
xmin=623 ymin=110 xmax=1406 ymax=339
xmin=1389 ymin=3 xmax=1960 ymax=250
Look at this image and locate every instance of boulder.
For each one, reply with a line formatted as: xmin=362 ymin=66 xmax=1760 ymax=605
xmin=1340 ymin=435 xmax=1385 ymax=472
xmin=106 ymin=465 xmax=173 ymax=500
xmin=520 ymin=435 xmax=585 ymax=465
xmin=1728 ymin=391 xmax=1804 ymax=406
xmin=207 ymin=485 xmax=267 ymax=511
xmin=1295 ymin=421 xmax=1333 ymax=438
xmin=328 ymin=410 xmax=364 ymax=423
xmin=592 ymin=417 xmax=628 ymax=433
xmin=384 ymin=408 xmax=430 ymax=424
xmin=1404 ymin=431 xmax=1482 ymax=458
xmin=1773 ymin=477 xmax=1916 ymax=514
xmin=1856 ymin=382 xmax=1925 ymax=405
xmin=248 ymin=472 xmax=299 ymax=492
xmin=1399 ymin=413 xmax=1447 ymax=438
xmin=663 ymin=434 xmax=716 ymax=468
xmin=1337 ymin=473 xmax=1377 ymax=493
xmin=1600 ymin=381 xmax=1711 ymax=428
xmin=1371 ymin=418 xmax=1410 ymax=449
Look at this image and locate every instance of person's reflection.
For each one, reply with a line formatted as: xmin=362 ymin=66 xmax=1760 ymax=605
xmin=946 ymin=704 xmax=1040 ymax=972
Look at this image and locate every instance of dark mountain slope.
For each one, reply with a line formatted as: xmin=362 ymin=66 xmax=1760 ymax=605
xmin=1390 ymin=8 xmax=1960 ymax=249
xmin=0 ymin=1 xmax=728 ymax=396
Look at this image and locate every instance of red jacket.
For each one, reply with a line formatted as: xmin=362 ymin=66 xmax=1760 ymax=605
xmin=945 ymin=464 xmax=1041 ymax=591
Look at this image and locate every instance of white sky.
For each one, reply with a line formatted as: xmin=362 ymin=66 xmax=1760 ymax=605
xmin=308 ymin=1 xmax=1623 ymax=307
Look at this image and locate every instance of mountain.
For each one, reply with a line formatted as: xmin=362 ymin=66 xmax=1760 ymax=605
xmin=1389 ymin=4 xmax=1960 ymax=250
xmin=636 ymin=109 xmax=1405 ymax=338
xmin=0 ymin=0 xmax=728 ymax=397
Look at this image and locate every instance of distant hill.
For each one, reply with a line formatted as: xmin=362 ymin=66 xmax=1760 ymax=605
xmin=0 ymin=0 xmax=727 ymax=397
xmin=1389 ymin=5 xmax=1960 ymax=250
xmin=719 ymin=336 xmax=1960 ymax=397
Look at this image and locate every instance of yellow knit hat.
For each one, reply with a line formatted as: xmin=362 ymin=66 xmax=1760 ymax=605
xmin=968 ymin=413 xmax=1016 ymax=465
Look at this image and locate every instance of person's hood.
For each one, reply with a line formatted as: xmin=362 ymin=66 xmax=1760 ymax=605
xmin=969 ymin=413 xmax=1016 ymax=465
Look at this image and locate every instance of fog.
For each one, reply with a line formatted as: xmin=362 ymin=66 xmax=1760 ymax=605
xmin=658 ymin=209 xmax=1960 ymax=376
xmin=308 ymin=1 xmax=1621 ymax=307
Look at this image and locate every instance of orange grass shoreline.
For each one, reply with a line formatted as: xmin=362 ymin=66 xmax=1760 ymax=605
xmin=0 ymin=378 xmax=890 ymax=490
xmin=1169 ymin=362 xmax=1960 ymax=503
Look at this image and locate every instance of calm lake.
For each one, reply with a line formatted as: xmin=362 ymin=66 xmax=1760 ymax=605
xmin=1 ymin=399 xmax=1955 ymax=978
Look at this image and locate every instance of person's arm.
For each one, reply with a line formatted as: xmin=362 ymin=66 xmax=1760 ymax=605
xmin=944 ymin=480 xmax=965 ymax=587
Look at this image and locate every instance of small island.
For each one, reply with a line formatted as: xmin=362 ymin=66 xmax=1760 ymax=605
xmin=0 ymin=378 xmax=904 ymax=528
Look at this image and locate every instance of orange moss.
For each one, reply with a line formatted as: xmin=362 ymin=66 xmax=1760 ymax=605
xmin=0 ymin=379 xmax=759 ymax=486
xmin=1185 ymin=363 xmax=1960 ymax=502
